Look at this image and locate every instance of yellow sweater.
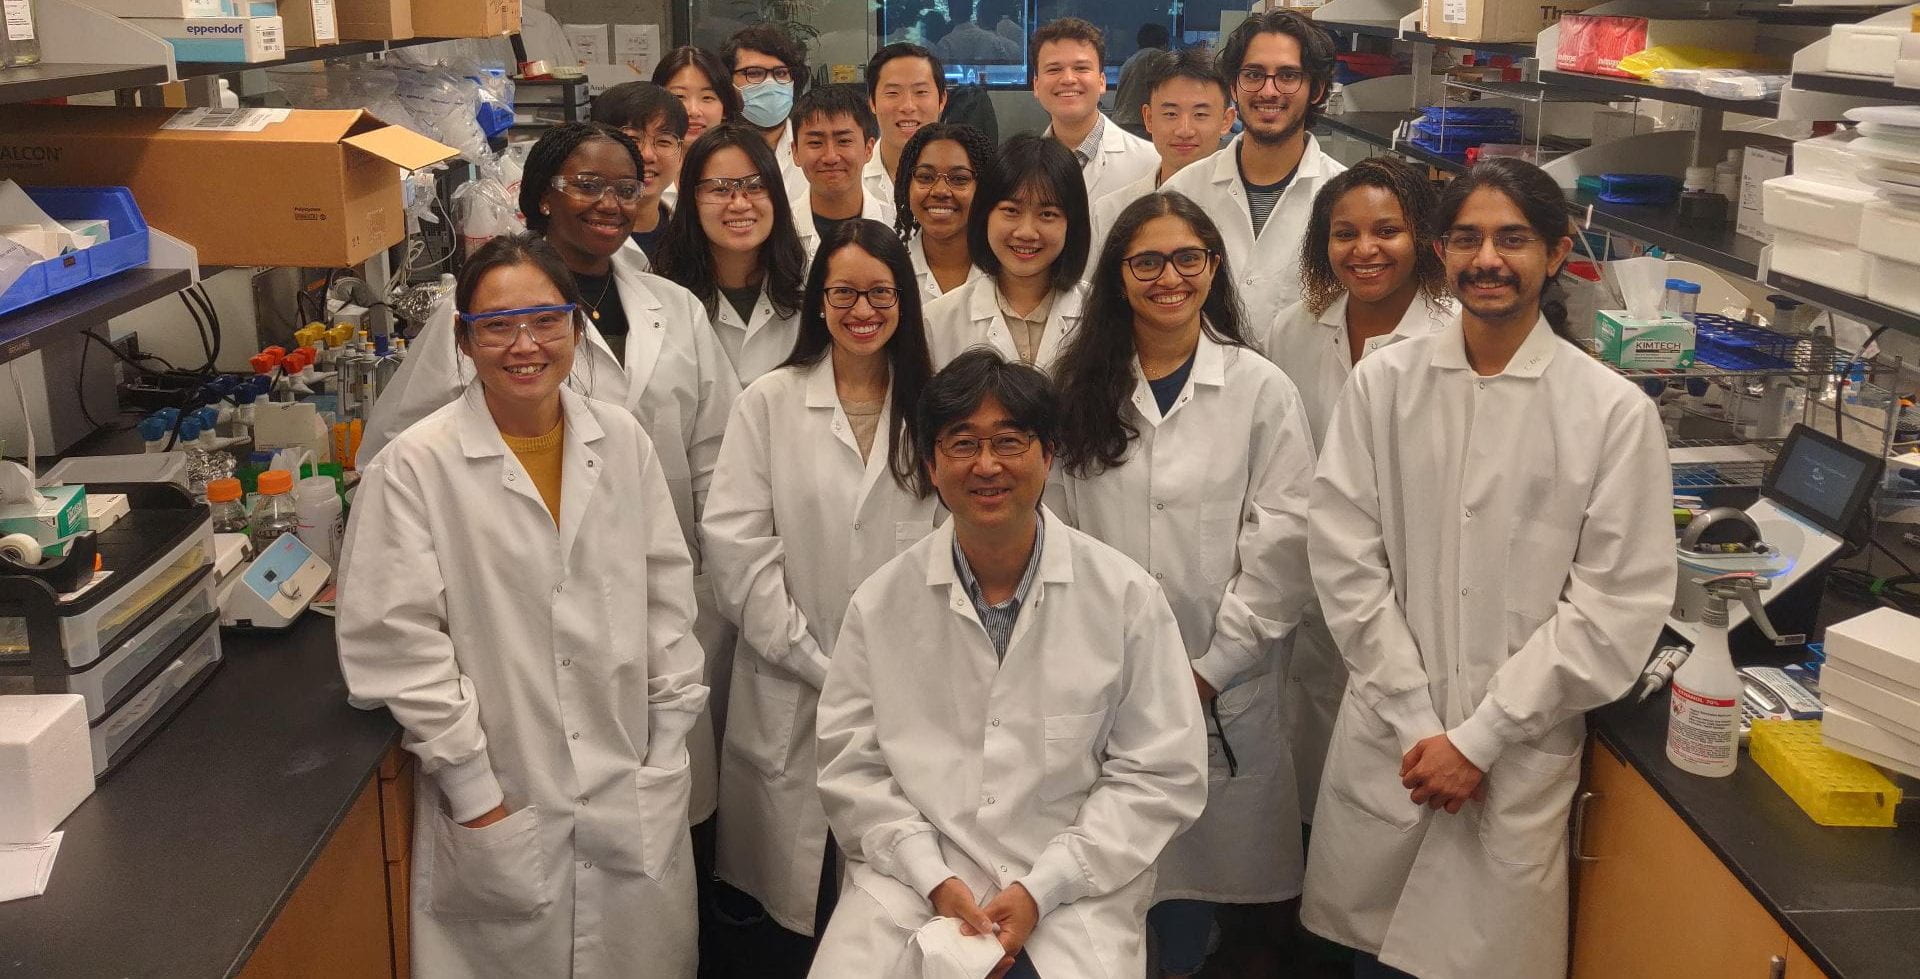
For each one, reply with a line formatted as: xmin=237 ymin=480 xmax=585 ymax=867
xmin=501 ymin=417 xmax=564 ymax=524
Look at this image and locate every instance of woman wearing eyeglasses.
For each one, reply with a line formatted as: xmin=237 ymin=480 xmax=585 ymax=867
xmin=653 ymin=123 xmax=810 ymax=385
xmin=1049 ymin=191 xmax=1318 ymax=979
xmin=338 ymin=233 xmax=707 ymax=978
xmin=701 ymin=219 xmax=940 ymax=975
xmin=892 ymin=122 xmax=994 ymax=305
xmin=923 ymin=134 xmax=1090 ymax=372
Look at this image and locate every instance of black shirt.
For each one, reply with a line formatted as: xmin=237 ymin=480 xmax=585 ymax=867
xmin=628 ymin=203 xmax=671 ymax=260
xmin=572 ymin=268 xmax=629 ymax=366
xmin=1147 ymin=350 xmax=1197 ymax=415
xmin=813 ymin=211 xmax=856 ymax=247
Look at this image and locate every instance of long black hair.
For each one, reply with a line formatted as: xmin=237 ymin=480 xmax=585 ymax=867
xmin=969 ymin=134 xmax=1091 ymax=290
xmin=781 ymin=219 xmax=933 ymax=494
xmin=1054 ymin=191 xmax=1247 ymax=478
xmin=651 ymin=122 xmax=806 ymax=319
xmin=1434 ymin=157 xmax=1575 ymax=337
xmin=518 ymin=122 xmax=645 ymax=236
xmin=892 ymin=122 xmax=999 ymax=241
xmin=651 ymin=46 xmax=742 ymax=122
xmin=1300 ymin=155 xmax=1450 ymax=317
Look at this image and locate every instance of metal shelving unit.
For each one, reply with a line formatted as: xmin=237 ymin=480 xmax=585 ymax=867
xmin=174 ymin=36 xmax=457 ymax=79
xmin=1767 ymin=273 xmax=1920 ymax=340
xmin=1789 ymin=71 xmax=1920 ymax=105
xmin=1538 ymin=69 xmax=1783 ymax=117
xmin=0 ymin=62 xmax=170 ymax=105
xmin=1313 ymin=18 xmax=1538 ymax=58
xmin=0 ymin=268 xmax=193 ymax=368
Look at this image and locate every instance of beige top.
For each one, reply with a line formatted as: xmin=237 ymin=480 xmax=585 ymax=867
xmin=842 ymin=397 xmax=885 ymax=461
xmin=996 ymin=288 xmax=1056 ymax=364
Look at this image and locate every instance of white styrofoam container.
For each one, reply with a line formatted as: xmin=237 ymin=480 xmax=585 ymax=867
xmin=0 ymin=695 xmax=95 ymax=844
xmin=1826 ymin=24 xmax=1909 ymax=78
xmin=1769 ymin=230 xmax=1872 ymax=294
xmin=1823 ymin=702 xmax=1920 ymax=779
xmin=1860 ymin=199 xmax=1920 ymax=260
xmin=1825 ymin=607 xmax=1920 ymax=690
xmin=1791 ymin=131 xmax=1870 ymax=189
xmin=1763 ymin=175 xmax=1878 ymax=245
xmin=1822 ymin=661 xmax=1920 ymax=734
xmin=1898 ymin=58 xmax=1920 ymax=90
xmin=1869 ymin=254 xmax=1920 ymax=314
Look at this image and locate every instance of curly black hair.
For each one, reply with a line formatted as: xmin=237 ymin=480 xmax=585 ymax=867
xmin=650 ymin=123 xmax=807 ymax=319
xmin=1300 ymin=156 xmax=1450 ymax=317
xmin=723 ymin=24 xmax=810 ymax=99
xmin=891 ymin=122 xmax=999 ymax=241
xmin=518 ymin=121 xmax=645 ymax=237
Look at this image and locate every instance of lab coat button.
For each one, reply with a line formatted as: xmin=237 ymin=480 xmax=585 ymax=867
xmin=985 ymin=796 xmax=996 ymax=805
xmin=1154 ymin=571 xmax=1165 ymax=580
xmin=571 ymin=732 xmax=582 ymax=741
xmin=583 ymin=860 xmax=594 ymax=870
xmin=1460 ymin=587 xmax=1470 ymax=596
xmin=1154 ymin=502 xmax=1165 ymax=510
xmin=1464 ymin=508 xmax=1474 ymax=519
xmin=854 ymin=521 xmax=863 ymax=530
xmin=577 ymin=796 xmax=588 ymax=806
xmin=587 ymin=459 xmax=595 ymax=468
xmin=999 ymin=865 xmax=1009 ymax=874
xmin=506 ymin=472 xmax=516 ymax=481
xmin=991 ymin=717 xmax=1000 ymax=727
xmin=561 ymin=658 xmax=572 ymax=667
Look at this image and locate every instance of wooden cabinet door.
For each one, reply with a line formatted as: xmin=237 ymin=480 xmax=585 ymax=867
xmin=1572 ymin=741 xmax=1794 ymax=978
xmin=379 ymin=746 xmax=416 ymax=979
xmin=239 ymin=777 xmax=394 ymax=978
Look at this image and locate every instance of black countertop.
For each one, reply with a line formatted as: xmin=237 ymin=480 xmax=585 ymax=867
xmin=0 ymin=613 xmax=397 ymax=978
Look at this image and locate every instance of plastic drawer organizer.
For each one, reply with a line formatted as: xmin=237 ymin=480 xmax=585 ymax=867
xmin=1749 ymin=719 xmax=1901 ymax=828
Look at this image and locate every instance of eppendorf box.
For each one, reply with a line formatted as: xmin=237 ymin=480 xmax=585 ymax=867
xmin=0 ymin=106 xmax=458 ymax=267
xmin=127 ymin=16 xmax=287 ymax=63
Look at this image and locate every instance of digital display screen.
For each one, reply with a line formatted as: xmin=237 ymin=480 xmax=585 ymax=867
xmin=1769 ymin=431 xmax=1872 ymax=526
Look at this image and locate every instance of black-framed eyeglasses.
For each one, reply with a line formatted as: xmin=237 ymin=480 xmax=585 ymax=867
xmin=1236 ymin=67 xmax=1307 ymax=95
xmin=1439 ymin=231 xmax=1542 ymax=255
xmin=732 ymin=65 xmax=793 ymax=85
xmin=1122 ymin=247 xmax=1215 ymax=281
xmin=936 ymin=431 xmax=1036 ymax=459
xmin=824 ymin=285 xmax=900 ymax=309
xmin=551 ymin=174 xmax=644 ymax=205
xmin=909 ymin=167 xmax=976 ymax=190
xmin=692 ymin=174 xmax=772 ymax=205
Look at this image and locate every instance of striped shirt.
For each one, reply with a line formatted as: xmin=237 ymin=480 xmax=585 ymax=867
xmin=953 ymin=517 xmax=1045 ymax=660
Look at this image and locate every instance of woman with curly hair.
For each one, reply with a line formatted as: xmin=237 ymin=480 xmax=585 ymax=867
xmin=892 ymin=121 xmax=996 ymax=304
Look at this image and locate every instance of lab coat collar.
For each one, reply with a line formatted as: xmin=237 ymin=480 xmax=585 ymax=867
xmin=456 ymin=383 xmax=606 ymax=460
xmin=1128 ymin=329 xmax=1225 ymax=426
xmin=1206 ymin=131 xmax=1336 ymax=185
xmin=1316 ymin=293 xmax=1444 ymax=346
xmin=1432 ymin=314 xmax=1558 ymax=378
xmin=925 ymin=505 xmax=1075 ymax=588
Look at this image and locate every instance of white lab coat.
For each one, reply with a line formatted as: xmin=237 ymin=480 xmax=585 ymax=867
xmin=1159 ymin=134 xmax=1344 ymax=317
xmin=702 ymin=353 xmax=943 ymax=936
xmin=1298 ymin=317 xmax=1674 ymax=979
xmin=1087 ymin=172 xmax=1158 ymax=272
xmin=337 ymin=385 xmax=707 ymax=979
xmin=1259 ymin=294 xmax=1456 ymax=819
xmin=923 ymin=276 xmax=1087 ymax=372
xmin=906 ymin=234 xmax=984 ymax=307
xmin=810 ymin=511 xmax=1209 ymax=978
xmin=1051 ymin=335 xmax=1316 ymax=904
xmin=772 ymin=124 xmax=812 ymax=205
xmin=357 ymin=243 xmax=742 ymax=823
xmin=862 ymin=154 xmax=897 ymax=217
xmin=709 ymin=284 xmax=804 ymax=384
xmin=1046 ymin=120 xmax=1159 ymax=207
xmin=792 ymin=187 xmax=895 ymax=255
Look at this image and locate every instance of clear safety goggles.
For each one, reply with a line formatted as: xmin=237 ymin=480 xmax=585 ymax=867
xmin=456 ymin=304 xmax=580 ymax=348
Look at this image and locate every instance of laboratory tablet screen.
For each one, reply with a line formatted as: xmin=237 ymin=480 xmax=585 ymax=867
xmin=1770 ymin=434 xmax=1871 ymax=527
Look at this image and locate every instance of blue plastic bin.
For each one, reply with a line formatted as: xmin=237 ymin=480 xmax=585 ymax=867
xmin=0 ymin=186 xmax=152 ymax=318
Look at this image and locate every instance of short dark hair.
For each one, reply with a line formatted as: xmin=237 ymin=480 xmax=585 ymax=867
xmin=969 ymin=134 xmax=1091 ymax=290
xmin=892 ymin=122 xmax=999 ymax=240
xmin=651 ymin=122 xmax=808 ymax=319
xmin=651 ymin=46 xmax=742 ymax=123
xmin=590 ymin=81 xmax=689 ymax=138
xmin=1301 ymin=156 xmax=1449 ymax=317
xmin=1137 ymin=23 xmax=1169 ymax=49
xmin=519 ymin=122 xmax=645 ymax=236
xmin=791 ymin=83 xmax=879 ymax=143
xmin=453 ymin=233 xmax=585 ymax=342
xmin=1217 ymin=10 xmax=1337 ymax=129
xmin=723 ymin=24 xmax=810 ymax=99
xmin=913 ymin=347 xmax=1062 ymax=498
xmin=1144 ymin=46 xmax=1231 ymax=107
xmin=867 ymin=43 xmax=946 ymax=102
xmin=1029 ymin=17 xmax=1105 ymax=82
xmin=1435 ymin=158 xmax=1576 ymax=337
xmin=784 ymin=220 xmax=934 ymax=494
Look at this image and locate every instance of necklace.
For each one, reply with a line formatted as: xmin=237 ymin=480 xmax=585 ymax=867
xmin=580 ymin=274 xmax=614 ymax=321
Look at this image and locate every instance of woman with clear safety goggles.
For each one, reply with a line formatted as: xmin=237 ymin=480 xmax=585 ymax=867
xmin=337 ymin=233 xmax=707 ymax=978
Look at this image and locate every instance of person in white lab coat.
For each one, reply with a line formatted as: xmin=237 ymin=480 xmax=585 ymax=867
xmin=1260 ymin=157 xmax=1455 ymax=827
xmin=924 ymin=134 xmax=1089 ymax=371
xmin=788 ymin=85 xmax=895 ymax=256
xmin=702 ymin=220 xmax=943 ymax=975
xmin=1161 ymin=10 xmax=1343 ymax=316
xmin=337 ymin=234 xmax=707 ymax=978
xmin=1299 ymin=159 xmax=1675 ymax=979
xmin=589 ymin=82 xmax=687 ymax=263
xmin=893 ymin=122 xmax=993 ymax=305
xmin=866 ymin=43 xmax=949 ymax=207
xmin=1088 ymin=48 xmax=1238 ymax=270
xmin=810 ymin=349 xmax=1209 ymax=979
xmin=652 ymin=46 xmax=741 ymax=211
xmin=652 ymin=123 xmax=809 ymax=384
xmin=1030 ymin=17 xmax=1159 ymax=206
xmin=1050 ymin=191 xmax=1316 ymax=979
xmin=722 ymin=25 xmax=812 ymax=204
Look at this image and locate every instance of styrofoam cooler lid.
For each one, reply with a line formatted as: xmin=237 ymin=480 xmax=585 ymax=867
xmin=1846 ymin=104 xmax=1920 ymax=128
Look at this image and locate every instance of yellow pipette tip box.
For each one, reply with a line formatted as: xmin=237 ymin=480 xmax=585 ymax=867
xmin=1750 ymin=719 xmax=1901 ymax=827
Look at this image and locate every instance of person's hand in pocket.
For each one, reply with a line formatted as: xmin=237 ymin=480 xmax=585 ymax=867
xmin=462 ymin=804 xmax=510 ymax=829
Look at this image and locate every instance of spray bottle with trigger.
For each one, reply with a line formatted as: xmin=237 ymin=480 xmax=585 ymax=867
xmin=1666 ymin=572 xmax=1805 ymax=777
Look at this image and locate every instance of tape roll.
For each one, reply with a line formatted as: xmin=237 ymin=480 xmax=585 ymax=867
xmin=0 ymin=532 xmax=43 ymax=566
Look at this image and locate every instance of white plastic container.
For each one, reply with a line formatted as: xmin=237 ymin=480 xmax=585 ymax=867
xmin=293 ymin=477 xmax=342 ymax=569
xmin=1769 ymin=230 xmax=1871 ymax=295
xmin=0 ymin=694 xmax=94 ymax=844
xmin=1762 ymin=175 xmax=1878 ymax=245
xmin=1869 ymin=255 xmax=1920 ymax=314
xmin=1827 ymin=24 xmax=1908 ymax=78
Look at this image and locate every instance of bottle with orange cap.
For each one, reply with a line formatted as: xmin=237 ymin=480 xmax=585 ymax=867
xmin=249 ymin=470 xmax=301 ymax=552
xmin=207 ymin=477 xmax=251 ymax=538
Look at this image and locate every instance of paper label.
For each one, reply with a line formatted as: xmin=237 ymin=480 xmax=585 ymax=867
xmin=314 ymin=0 xmax=337 ymax=41
xmin=162 ymin=107 xmax=292 ymax=132
xmin=3 ymin=0 xmax=34 ymax=40
xmin=614 ymin=24 xmax=660 ymax=77
xmin=1442 ymin=0 xmax=1467 ymax=25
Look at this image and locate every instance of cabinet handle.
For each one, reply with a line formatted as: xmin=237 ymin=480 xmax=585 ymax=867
xmin=1572 ymin=790 xmax=1600 ymax=862
xmin=1768 ymin=954 xmax=1786 ymax=979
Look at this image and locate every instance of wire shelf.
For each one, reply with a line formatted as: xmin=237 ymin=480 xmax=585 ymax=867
xmin=1670 ymin=437 xmax=1781 ymax=490
xmin=1582 ymin=335 xmax=1858 ymax=380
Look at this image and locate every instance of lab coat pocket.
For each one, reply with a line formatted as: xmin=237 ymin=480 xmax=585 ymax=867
xmin=1040 ymin=710 xmax=1108 ymax=804
xmin=893 ymin=520 xmax=935 ymax=552
xmin=1208 ymin=672 xmax=1275 ymax=782
xmin=1196 ymin=500 xmax=1243 ymax=583
xmin=428 ymin=805 xmax=553 ymax=920
xmin=1325 ymin=696 xmax=1421 ymax=832
xmin=1505 ymin=523 xmax=1577 ymax=620
xmin=635 ymin=754 xmax=694 ymax=880
xmin=1474 ymin=739 xmax=1581 ymax=867
xmin=725 ymin=667 xmax=802 ymax=780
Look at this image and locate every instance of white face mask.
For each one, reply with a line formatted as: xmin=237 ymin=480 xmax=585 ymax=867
xmin=740 ymin=78 xmax=795 ymax=128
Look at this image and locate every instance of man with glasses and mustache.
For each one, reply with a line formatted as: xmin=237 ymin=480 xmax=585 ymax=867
xmin=1299 ymin=159 xmax=1673 ymax=979
xmin=810 ymin=350 xmax=1207 ymax=979
xmin=1161 ymin=10 xmax=1344 ymax=317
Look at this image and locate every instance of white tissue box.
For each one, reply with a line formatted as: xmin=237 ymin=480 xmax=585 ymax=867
xmin=0 ymin=695 xmax=95 ymax=844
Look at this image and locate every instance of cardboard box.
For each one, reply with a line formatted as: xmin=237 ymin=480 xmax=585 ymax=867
xmin=280 ymin=0 xmax=339 ymax=47
xmin=1595 ymin=309 xmax=1696 ymax=369
xmin=1556 ymin=15 xmax=1758 ymax=78
xmin=127 ymin=15 xmax=286 ymax=63
xmin=0 ymin=484 xmax=87 ymax=559
xmin=410 ymin=0 xmax=518 ymax=38
xmin=0 ymin=106 xmax=457 ymax=267
xmin=334 ymin=0 xmax=410 ymax=40
xmin=1736 ymin=145 xmax=1788 ymax=244
xmin=1422 ymin=0 xmax=1598 ymax=43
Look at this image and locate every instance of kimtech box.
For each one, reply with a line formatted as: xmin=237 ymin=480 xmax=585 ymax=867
xmin=0 ymin=106 xmax=457 ymax=267
xmin=1596 ymin=309 xmax=1697 ymax=369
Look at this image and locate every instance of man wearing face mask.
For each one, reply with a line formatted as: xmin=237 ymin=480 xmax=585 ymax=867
xmin=724 ymin=25 xmax=812 ymax=205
